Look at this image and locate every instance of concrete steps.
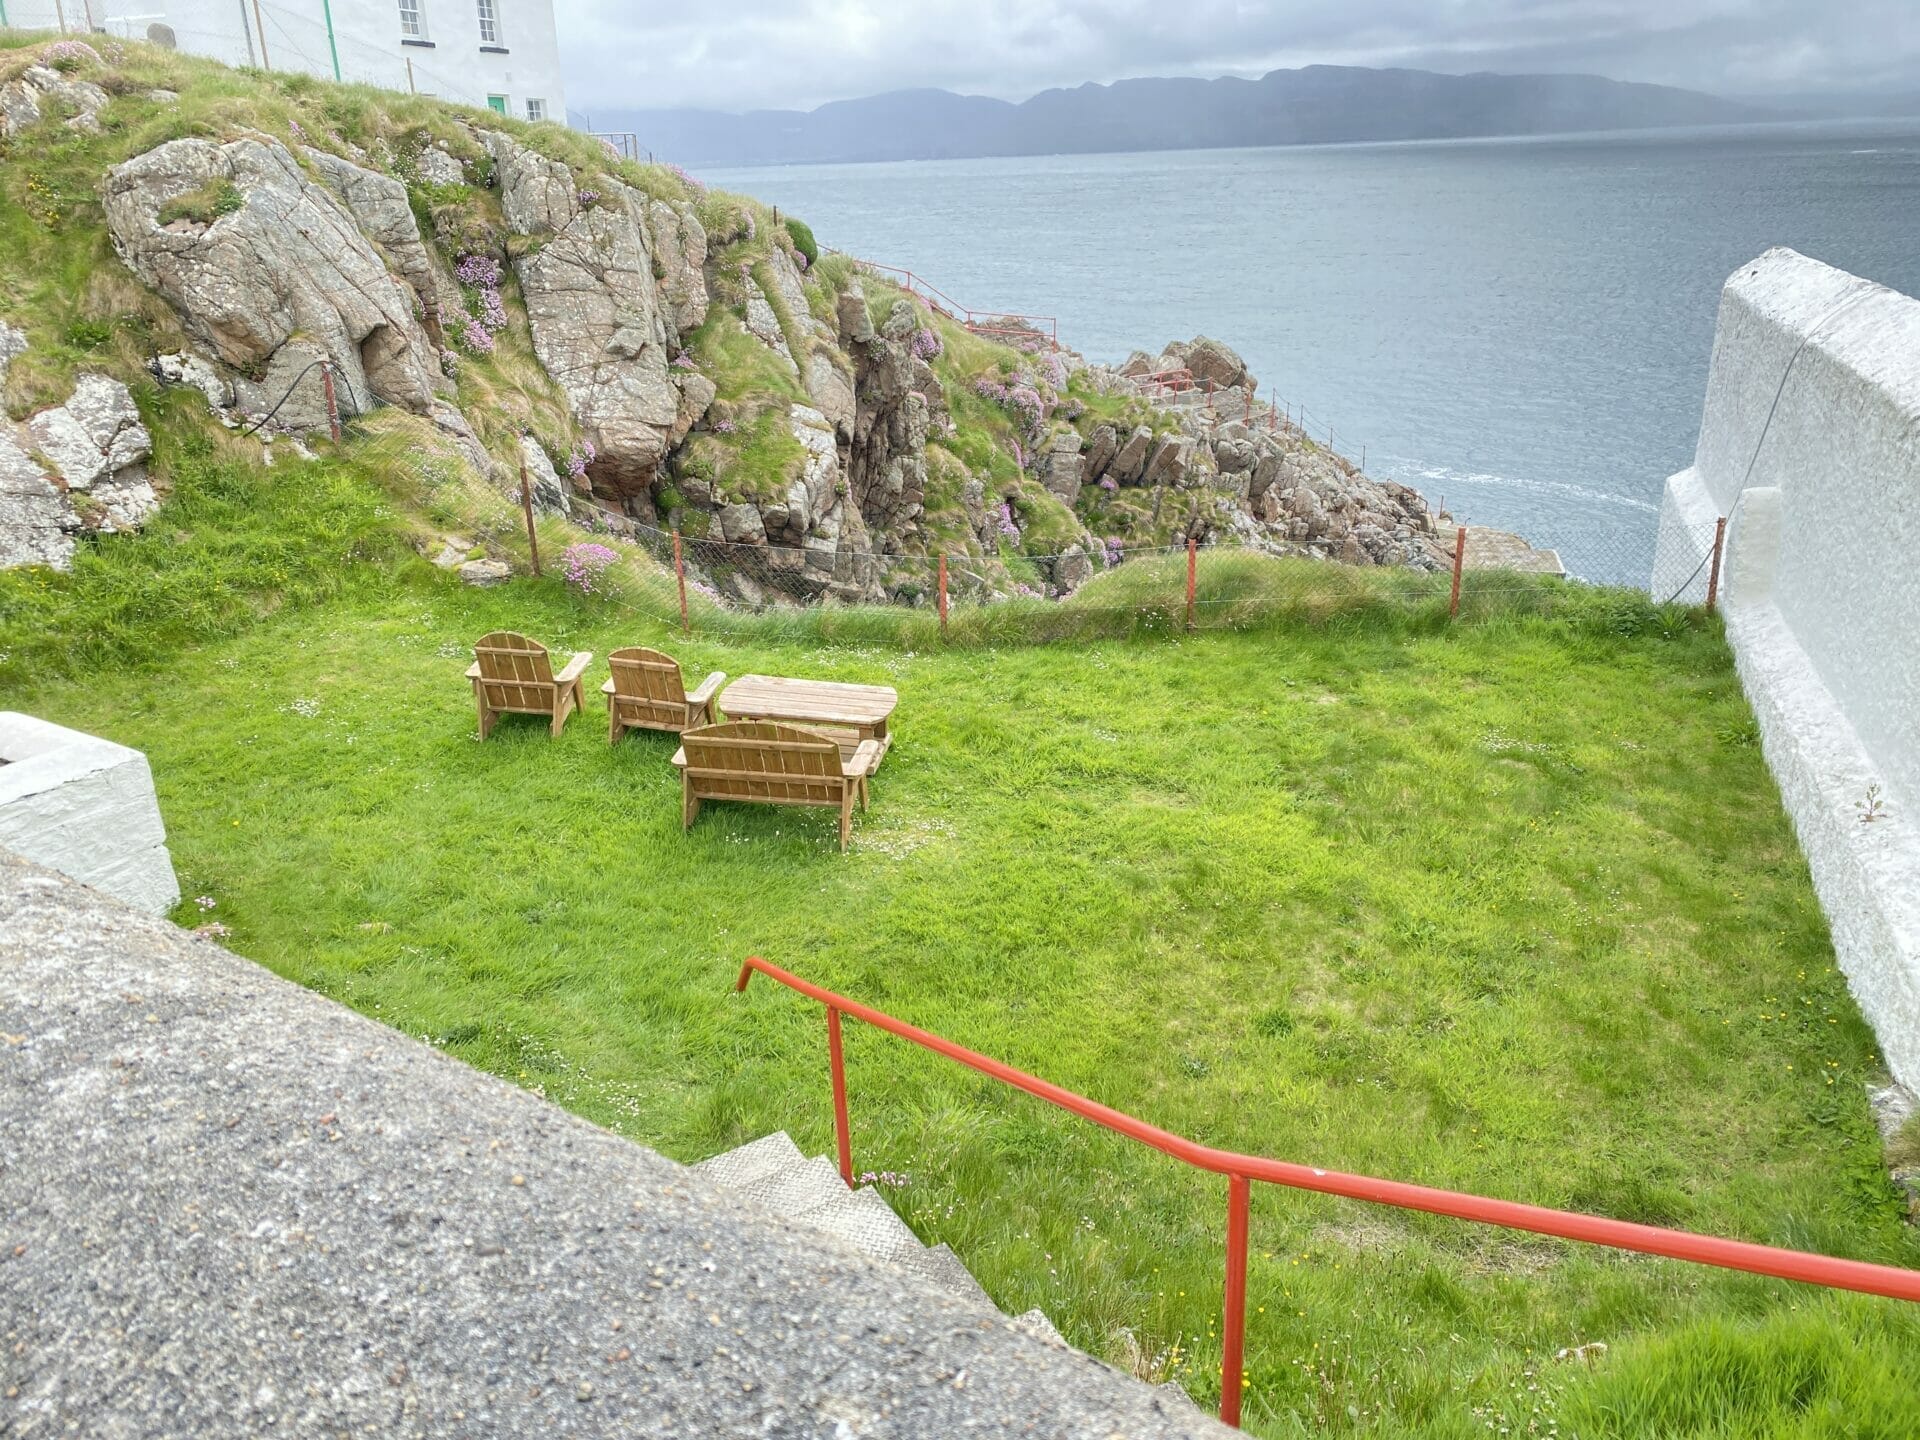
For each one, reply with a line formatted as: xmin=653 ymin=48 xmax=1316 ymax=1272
xmin=695 ymin=1131 xmax=1055 ymax=1336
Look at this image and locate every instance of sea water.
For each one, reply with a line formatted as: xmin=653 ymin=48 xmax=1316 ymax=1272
xmin=709 ymin=120 xmax=1920 ymax=583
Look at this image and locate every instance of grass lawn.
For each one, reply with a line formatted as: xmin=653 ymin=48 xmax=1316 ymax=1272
xmin=16 ymin=571 xmax=1920 ymax=1437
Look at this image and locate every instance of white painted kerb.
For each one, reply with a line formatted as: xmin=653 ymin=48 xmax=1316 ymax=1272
xmin=0 ymin=712 xmax=180 ymax=915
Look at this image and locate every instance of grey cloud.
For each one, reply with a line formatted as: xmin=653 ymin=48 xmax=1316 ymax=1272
xmin=555 ymin=1 xmax=1920 ymax=116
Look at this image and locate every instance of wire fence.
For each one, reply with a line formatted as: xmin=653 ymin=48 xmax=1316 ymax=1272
xmin=311 ymin=393 xmax=1726 ymax=656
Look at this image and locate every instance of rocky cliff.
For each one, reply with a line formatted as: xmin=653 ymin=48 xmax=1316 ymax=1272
xmin=0 ymin=37 xmax=1478 ymax=600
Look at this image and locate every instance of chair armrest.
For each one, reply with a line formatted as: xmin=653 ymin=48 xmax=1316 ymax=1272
xmin=554 ymin=652 xmax=594 ymax=686
xmin=465 ymin=662 xmax=482 ymax=680
xmin=687 ymin=671 xmax=726 ymax=708
xmin=670 ymin=746 xmax=688 ymax=769
xmin=843 ymin=739 xmax=884 ymax=779
xmin=600 ymin=678 xmax=617 ymax=695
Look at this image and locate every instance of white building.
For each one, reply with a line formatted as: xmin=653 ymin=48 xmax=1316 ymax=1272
xmin=1 ymin=0 xmax=565 ymax=123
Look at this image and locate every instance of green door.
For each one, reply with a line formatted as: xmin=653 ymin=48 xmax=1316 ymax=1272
xmin=487 ymin=95 xmax=508 ymax=115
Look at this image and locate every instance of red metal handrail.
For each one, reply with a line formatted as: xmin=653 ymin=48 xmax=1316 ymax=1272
xmin=735 ymin=955 xmax=1920 ymax=1428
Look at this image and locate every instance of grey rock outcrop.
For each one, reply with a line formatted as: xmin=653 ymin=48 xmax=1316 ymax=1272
xmin=1 ymin=368 xmax=159 ymax=570
xmin=670 ymin=373 xmax=717 ymax=449
xmin=1106 ymin=426 xmax=1154 ymax=486
xmin=648 ymin=200 xmax=709 ymax=335
xmin=485 ymin=132 xmax=685 ymax=497
xmin=1053 ymin=543 xmax=1094 ymax=592
xmin=0 ymin=432 xmax=74 ymax=571
xmin=805 ymin=351 xmax=855 ymax=439
xmin=152 ymin=350 xmax=234 ymax=415
xmin=518 ymin=434 xmax=572 ymax=516
xmin=0 ymin=320 xmax=26 ymax=394
xmin=844 ymin=298 xmax=933 ymax=550
xmin=105 ymin=137 xmax=439 ymax=422
xmin=1072 ymin=343 xmax=1461 ymax=570
xmin=458 ymin=557 xmax=511 ymax=586
xmin=303 ymin=146 xmax=448 ymax=341
xmin=1043 ymin=432 xmax=1085 ymax=503
xmin=414 ymin=143 xmax=465 ymax=186
xmin=0 ymin=63 xmax=109 ymax=140
xmin=765 ymin=246 xmax=831 ymax=344
xmin=743 ymin=278 xmax=796 ymax=371
xmin=1085 ymin=423 xmax=1120 ymax=481
xmin=28 ymin=375 xmax=151 ymax=492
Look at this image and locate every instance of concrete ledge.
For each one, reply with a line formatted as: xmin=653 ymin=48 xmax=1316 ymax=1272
xmin=1651 ymin=249 xmax=1920 ymax=1088
xmin=0 ymin=851 xmax=1225 ymax=1438
xmin=0 ymin=712 xmax=179 ymax=914
xmin=1726 ymin=601 xmax=1920 ymax=1086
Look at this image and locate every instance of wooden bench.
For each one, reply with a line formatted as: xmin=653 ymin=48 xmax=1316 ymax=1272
xmin=673 ymin=722 xmax=883 ymax=852
xmin=466 ymin=632 xmax=592 ymax=740
xmin=602 ymin=647 xmax=725 ymax=744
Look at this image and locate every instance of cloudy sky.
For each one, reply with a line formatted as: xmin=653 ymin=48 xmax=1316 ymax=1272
xmin=555 ymin=0 xmax=1919 ymax=116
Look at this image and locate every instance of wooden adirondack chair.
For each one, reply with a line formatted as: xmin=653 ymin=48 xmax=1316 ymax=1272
xmin=602 ymin=647 xmax=726 ymax=744
xmin=466 ymin=632 xmax=593 ymax=739
xmin=673 ymin=721 xmax=883 ymax=852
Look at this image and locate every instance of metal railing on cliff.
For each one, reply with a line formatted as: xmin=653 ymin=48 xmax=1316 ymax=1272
xmin=837 ymin=253 xmax=1061 ymax=352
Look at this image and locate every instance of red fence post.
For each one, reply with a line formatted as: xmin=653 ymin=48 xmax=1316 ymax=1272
xmin=1186 ymin=537 xmax=1198 ymax=632
xmin=1220 ymin=1174 xmax=1251 ymax=1428
xmin=518 ymin=452 xmax=542 ymax=578
xmin=826 ymin=1006 xmax=853 ymax=1186
xmin=1450 ymin=525 xmax=1467 ymax=619
xmin=320 ymin=361 xmax=341 ymax=444
xmin=672 ymin=530 xmax=689 ymax=636
xmin=1705 ymin=516 xmax=1728 ymax=614
xmin=937 ymin=553 xmax=948 ymax=637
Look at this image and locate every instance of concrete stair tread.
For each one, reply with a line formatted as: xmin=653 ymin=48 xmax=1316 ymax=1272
xmin=793 ymin=1184 xmax=921 ymax=1264
xmin=692 ymin=1130 xmax=803 ymax=1192
xmin=694 ymin=1135 xmax=1057 ymax=1337
xmin=733 ymin=1154 xmax=847 ymax=1219
xmin=897 ymin=1242 xmax=995 ymax=1310
xmin=1014 ymin=1307 xmax=1065 ymax=1346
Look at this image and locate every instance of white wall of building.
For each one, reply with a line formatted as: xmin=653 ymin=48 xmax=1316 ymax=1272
xmin=1653 ymin=247 xmax=1920 ymax=1087
xmin=3 ymin=0 xmax=564 ymax=122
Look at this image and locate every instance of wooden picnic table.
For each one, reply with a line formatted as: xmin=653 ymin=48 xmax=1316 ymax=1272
xmin=719 ymin=674 xmax=898 ymax=764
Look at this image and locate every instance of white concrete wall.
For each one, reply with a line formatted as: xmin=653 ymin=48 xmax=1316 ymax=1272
xmin=1652 ymin=247 xmax=1920 ymax=1086
xmin=0 ymin=712 xmax=180 ymax=915
xmin=5 ymin=0 xmax=565 ymax=121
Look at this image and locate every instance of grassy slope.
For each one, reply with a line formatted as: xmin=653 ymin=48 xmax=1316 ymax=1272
xmin=13 ymin=567 xmax=1918 ymax=1437
xmin=5 ymin=33 xmax=1917 ymax=1438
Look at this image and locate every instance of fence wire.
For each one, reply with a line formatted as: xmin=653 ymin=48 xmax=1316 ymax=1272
xmin=311 ymin=406 xmax=1720 ymax=651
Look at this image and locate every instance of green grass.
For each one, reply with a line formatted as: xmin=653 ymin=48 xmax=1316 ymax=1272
xmin=0 ymin=392 xmax=407 ymax=684
xmin=13 ymin=566 xmax=1918 ymax=1435
xmin=5 ymin=35 xmax=1915 ymax=1432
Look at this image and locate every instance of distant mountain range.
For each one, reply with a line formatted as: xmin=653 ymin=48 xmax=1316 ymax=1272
xmin=602 ymin=65 xmax=1778 ymax=169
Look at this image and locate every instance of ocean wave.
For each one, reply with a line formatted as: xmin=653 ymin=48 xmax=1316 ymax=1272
xmin=1373 ymin=457 xmax=1661 ymax=514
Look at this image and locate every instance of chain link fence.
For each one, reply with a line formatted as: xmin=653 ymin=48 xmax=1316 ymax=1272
xmin=315 ymin=395 xmax=1724 ymax=652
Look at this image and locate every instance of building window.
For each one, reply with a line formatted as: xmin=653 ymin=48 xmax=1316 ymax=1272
xmin=475 ymin=0 xmax=500 ymax=45
xmin=525 ymin=98 xmax=546 ymax=122
xmin=486 ymin=95 xmax=508 ymax=115
xmin=398 ymin=0 xmax=426 ymax=39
